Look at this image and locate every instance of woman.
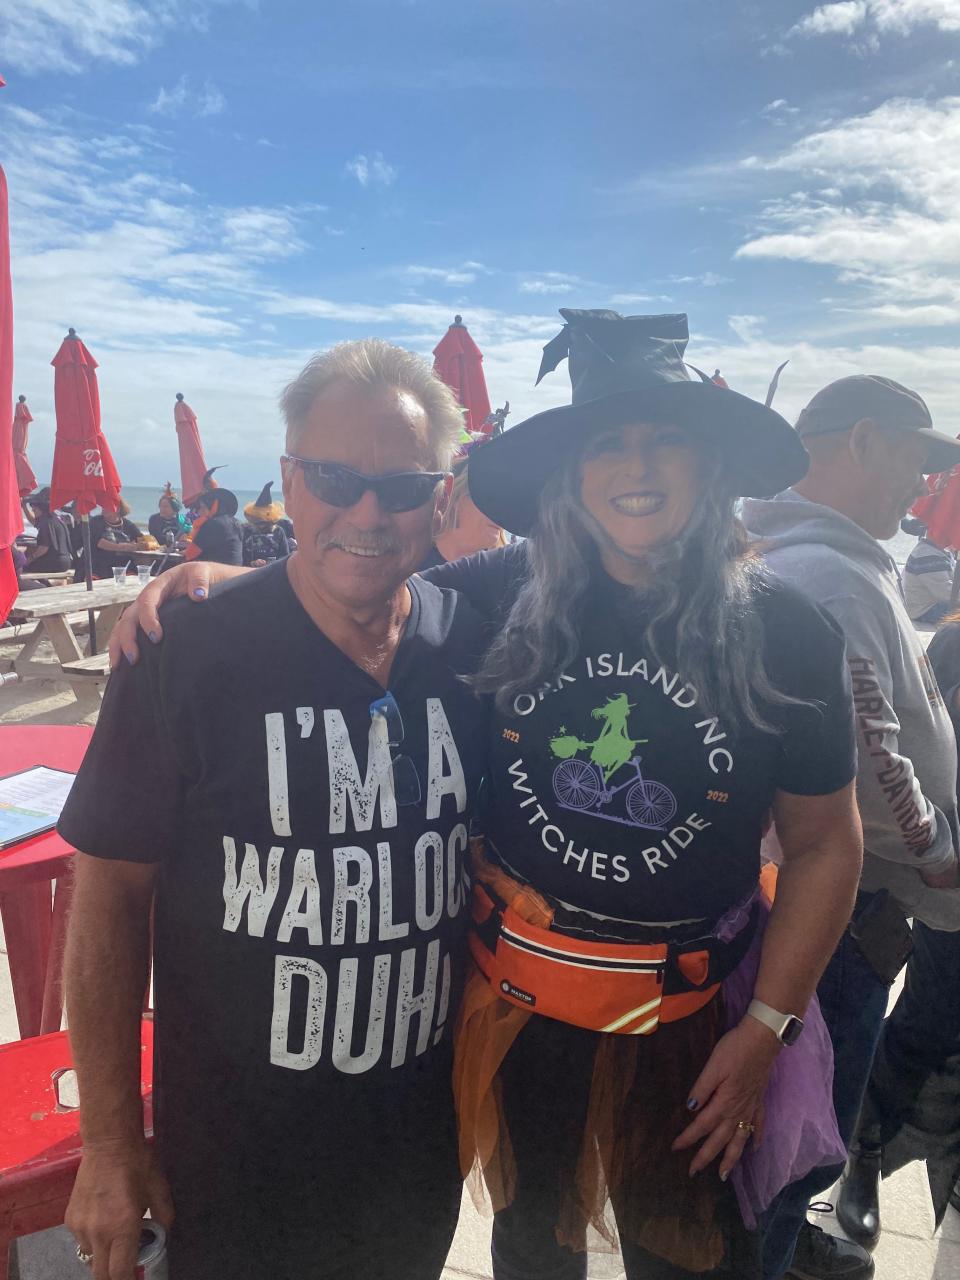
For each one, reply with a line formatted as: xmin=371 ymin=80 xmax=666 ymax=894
xmin=109 ymin=311 xmax=862 ymax=1278
xmin=418 ymin=457 xmax=506 ymax=571
xmin=148 ymin=486 xmax=191 ymax=545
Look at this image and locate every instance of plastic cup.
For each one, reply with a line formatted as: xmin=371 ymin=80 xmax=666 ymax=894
xmin=137 ymin=565 xmax=152 ymax=586
xmin=112 ymin=566 xmax=127 ymax=584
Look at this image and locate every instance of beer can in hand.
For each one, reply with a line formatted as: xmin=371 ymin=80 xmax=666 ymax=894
xmin=136 ymin=1222 xmax=168 ymax=1280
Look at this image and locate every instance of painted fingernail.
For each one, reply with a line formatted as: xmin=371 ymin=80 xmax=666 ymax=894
xmin=719 ymin=1170 xmax=729 ymax=1183
xmin=124 ymin=650 xmax=136 ymax=665
xmin=686 ymin=1098 xmax=699 ymax=1111
xmin=193 ymin=587 xmax=206 ymax=598
xmin=148 ymin=630 xmax=159 ymax=644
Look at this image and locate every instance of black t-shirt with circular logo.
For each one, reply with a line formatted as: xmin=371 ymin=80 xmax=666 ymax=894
xmin=424 ymin=543 xmax=857 ymax=925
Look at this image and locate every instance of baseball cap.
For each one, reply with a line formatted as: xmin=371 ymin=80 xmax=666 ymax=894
xmin=795 ymin=375 xmax=960 ymax=474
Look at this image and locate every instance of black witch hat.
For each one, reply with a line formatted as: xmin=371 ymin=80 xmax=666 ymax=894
xmin=467 ymin=309 xmax=808 ymax=536
xmin=195 ymin=466 xmax=238 ymax=517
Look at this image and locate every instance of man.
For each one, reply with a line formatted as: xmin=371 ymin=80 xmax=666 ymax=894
xmin=60 ymin=339 xmax=485 ymax=1280
xmin=902 ymin=530 xmax=957 ymax=626
xmin=742 ymin=375 xmax=960 ymax=1280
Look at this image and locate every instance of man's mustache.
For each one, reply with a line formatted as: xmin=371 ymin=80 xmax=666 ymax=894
xmin=316 ymin=528 xmax=403 ymax=554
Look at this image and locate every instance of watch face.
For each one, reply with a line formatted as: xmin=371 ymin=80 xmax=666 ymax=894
xmin=782 ymin=1016 xmax=804 ymax=1047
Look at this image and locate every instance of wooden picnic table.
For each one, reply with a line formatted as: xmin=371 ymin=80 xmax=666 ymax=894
xmin=6 ymin=579 xmax=143 ymax=707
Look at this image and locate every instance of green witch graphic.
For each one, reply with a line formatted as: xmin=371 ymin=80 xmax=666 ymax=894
xmin=548 ymin=693 xmax=677 ymax=830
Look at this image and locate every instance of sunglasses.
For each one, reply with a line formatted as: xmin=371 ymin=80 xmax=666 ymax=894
xmin=369 ymin=691 xmax=422 ymax=806
xmin=285 ymin=457 xmax=446 ymax=513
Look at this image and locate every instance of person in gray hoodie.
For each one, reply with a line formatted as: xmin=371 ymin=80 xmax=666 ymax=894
xmin=742 ymin=375 xmax=960 ymax=1280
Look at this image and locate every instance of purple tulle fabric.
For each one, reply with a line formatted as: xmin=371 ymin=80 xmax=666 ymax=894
xmin=716 ymin=892 xmax=846 ymax=1230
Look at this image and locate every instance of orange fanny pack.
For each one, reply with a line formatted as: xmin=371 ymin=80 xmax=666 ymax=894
xmin=469 ymin=880 xmax=757 ymax=1036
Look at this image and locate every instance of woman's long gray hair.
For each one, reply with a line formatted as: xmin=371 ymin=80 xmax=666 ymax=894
xmin=473 ymin=442 xmax=795 ymax=732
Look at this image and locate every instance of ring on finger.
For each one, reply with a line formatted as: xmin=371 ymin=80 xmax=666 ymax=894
xmin=75 ymin=1244 xmax=94 ymax=1266
xmin=736 ymin=1120 xmax=756 ymax=1134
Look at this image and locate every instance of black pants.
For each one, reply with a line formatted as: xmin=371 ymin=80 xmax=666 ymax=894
xmin=491 ymin=1015 xmax=758 ymax=1280
xmin=857 ymin=920 xmax=960 ymax=1217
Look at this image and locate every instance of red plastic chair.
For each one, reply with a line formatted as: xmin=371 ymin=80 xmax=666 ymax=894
xmin=0 ymin=1018 xmax=154 ymax=1280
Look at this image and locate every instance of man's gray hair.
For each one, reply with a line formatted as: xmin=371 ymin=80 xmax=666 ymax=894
xmin=281 ymin=338 xmax=464 ymax=469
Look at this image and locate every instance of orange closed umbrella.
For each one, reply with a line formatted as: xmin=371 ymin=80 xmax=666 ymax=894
xmin=433 ymin=315 xmax=492 ymax=436
xmin=175 ymin=392 xmax=209 ymax=504
xmin=12 ymin=396 xmax=37 ymax=496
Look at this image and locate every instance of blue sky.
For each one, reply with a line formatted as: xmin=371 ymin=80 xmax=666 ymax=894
xmin=3 ymin=0 xmax=960 ymax=487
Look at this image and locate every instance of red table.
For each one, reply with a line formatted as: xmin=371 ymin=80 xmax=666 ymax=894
xmin=0 ymin=726 xmax=92 ymax=1039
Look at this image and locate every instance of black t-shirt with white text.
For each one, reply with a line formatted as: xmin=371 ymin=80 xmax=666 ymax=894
xmin=59 ymin=561 xmax=486 ymax=1268
xmin=424 ymin=544 xmax=856 ymax=923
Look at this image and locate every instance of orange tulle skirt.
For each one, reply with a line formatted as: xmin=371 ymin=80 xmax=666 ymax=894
xmin=452 ymin=845 xmax=755 ymax=1274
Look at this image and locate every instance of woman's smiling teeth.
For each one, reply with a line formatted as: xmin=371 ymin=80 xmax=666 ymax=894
xmin=610 ymin=492 xmax=665 ymax=516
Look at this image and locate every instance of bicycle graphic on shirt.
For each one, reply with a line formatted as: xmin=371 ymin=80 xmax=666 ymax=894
xmin=548 ymin=693 xmax=678 ymax=831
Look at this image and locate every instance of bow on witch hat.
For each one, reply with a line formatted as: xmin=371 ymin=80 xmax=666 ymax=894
xmin=467 ymin=309 xmax=808 ymax=536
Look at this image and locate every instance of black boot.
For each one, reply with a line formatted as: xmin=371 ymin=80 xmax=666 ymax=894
xmin=950 ymin=1180 xmax=960 ymax=1215
xmin=836 ymin=1146 xmax=882 ymax=1250
xmin=787 ymin=1221 xmax=875 ymax=1279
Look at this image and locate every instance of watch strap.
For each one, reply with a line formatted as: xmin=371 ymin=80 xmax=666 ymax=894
xmin=746 ymin=998 xmax=803 ymax=1045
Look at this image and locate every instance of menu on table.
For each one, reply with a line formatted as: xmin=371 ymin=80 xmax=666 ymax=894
xmin=0 ymin=766 xmax=75 ymax=850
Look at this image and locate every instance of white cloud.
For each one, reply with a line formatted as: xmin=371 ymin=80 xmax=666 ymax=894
xmin=150 ymin=76 xmax=226 ymax=118
xmin=403 ymin=263 xmax=489 ymax=286
xmin=789 ymin=2 xmax=869 ymax=36
xmin=670 ymin=272 xmax=731 ymax=287
xmin=609 ymin=293 xmax=656 ymax=305
xmin=149 ymin=77 xmax=190 ymax=116
xmin=198 ymin=83 xmax=226 ymax=117
xmin=737 ymin=96 xmax=960 ymax=328
xmin=345 ymin=151 xmax=397 ymax=187
xmin=519 ymin=271 xmax=586 ymax=295
xmin=222 ymin=208 xmax=304 ymax=259
xmin=786 ymin=0 xmax=960 ymax=42
xmin=761 ymin=98 xmax=801 ymax=119
xmin=1 ymin=0 xmax=237 ymax=76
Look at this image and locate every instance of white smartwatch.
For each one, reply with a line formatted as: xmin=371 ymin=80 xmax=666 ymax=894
xmin=746 ymin=998 xmax=804 ymax=1047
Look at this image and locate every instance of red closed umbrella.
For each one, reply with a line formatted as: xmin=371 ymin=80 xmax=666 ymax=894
xmin=49 ymin=328 xmax=122 ymax=651
xmin=49 ymin=328 xmax=121 ymax=516
xmin=12 ymin=396 xmax=37 ymax=496
xmin=0 ymin=146 xmax=20 ymax=624
xmin=174 ymin=392 xmax=209 ymax=505
xmin=432 ymin=315 xmax=492 ymax=436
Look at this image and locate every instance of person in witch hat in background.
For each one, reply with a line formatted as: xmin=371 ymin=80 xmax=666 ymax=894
xmin=241 ymin=481 xmax=291 ymax=567
xmin=184 ymin=467 xmax=243 ymax=566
